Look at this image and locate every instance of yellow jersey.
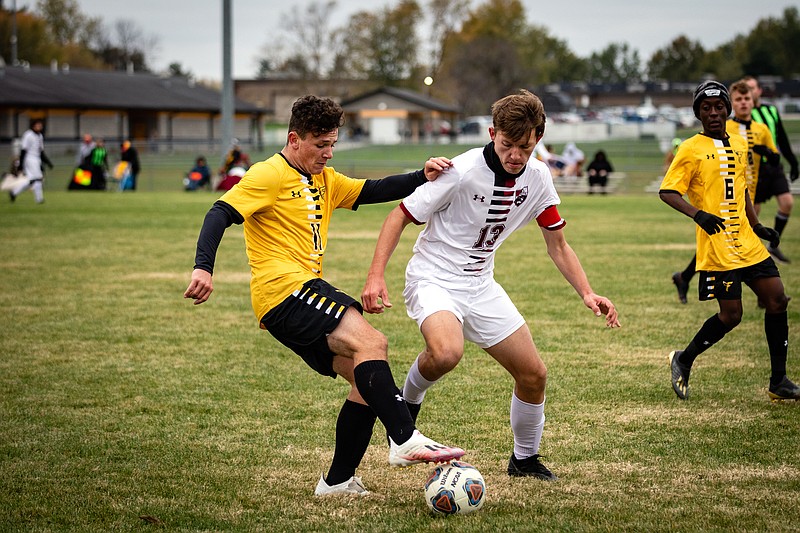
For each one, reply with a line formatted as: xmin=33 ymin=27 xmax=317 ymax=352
xmin=725 ymin=118 xmax=776 ymax=199
xmin=660 ymin=133 xmax=769 ymax=271
xmin=219 ymin=153 xmax=365 ymax=320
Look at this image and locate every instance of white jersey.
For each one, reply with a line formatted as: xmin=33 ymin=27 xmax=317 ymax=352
xmin=20 ymin=128 xmax=44 ymax=179
xmin=401 ymin=144 xmax=563 ymax=277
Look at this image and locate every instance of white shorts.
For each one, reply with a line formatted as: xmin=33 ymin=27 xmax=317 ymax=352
xmin=404 ymin=256 xmax=525 ymax=349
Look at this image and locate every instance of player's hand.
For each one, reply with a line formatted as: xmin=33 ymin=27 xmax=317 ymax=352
xmin=693 ymin=210 xmax=726 ymax=235
xmin=361 ymin=274 xmax=392 ymax=314
xmin=790 ymin=164 xmax=799 ymax=182
xmin=752 ymin=144 xmax=780 ymax=166
xmin=423 ymin=156 xmax=453 ymax=181
xmin=183 ymin=268 xmax=213 ymax=305
xmin=583 ymin=293 xmax=621 ymax=328
xmin=753 ymin=223 xmax=780 ymax=248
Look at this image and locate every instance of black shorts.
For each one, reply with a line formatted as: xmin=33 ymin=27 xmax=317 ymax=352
xmin=698 ymin=257 xmax=780 ymax=301
xmin=260 ymin=278 xmax=362 ymax=378
xmin=755 ymin=163 xmax=790 ymax=203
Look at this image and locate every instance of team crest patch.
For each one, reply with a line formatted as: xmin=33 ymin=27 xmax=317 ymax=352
xmin=514 ymin=186 xmax=528 ymax=206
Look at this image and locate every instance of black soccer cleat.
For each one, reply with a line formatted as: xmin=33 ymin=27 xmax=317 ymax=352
xmin=508 ymin=454 xmax=557 ymax=481
xmin=672 ymin=272 xmax=689 ymax=304
xmin=669 ymin=350 xmax=691 ymax=400
xmin=768 ymin=245 xmax=791 ymax=264
xmin=768 ymin=376 xmax=800 ymax=402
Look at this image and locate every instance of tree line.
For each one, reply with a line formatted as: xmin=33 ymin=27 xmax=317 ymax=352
xmin=2 ymin=0 xmax=798 ymax=115
xmin=0 ymin=0 xmax=160 ymax=74
xmin=260 ymin=0 xmax=800 ymax=114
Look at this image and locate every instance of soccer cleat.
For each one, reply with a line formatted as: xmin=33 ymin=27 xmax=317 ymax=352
xmin=672 ymin=272 xmax=689 ymax=304
xmin=768 ymin=376 xmax=800 ymax=402
xmin=507 ymin=454 xmax=557 ymax=481
xmin=669 ymin=350 xmax=691 ymax=400
xmin=314 ymin=474 xmax=369 ymax=496
xmin=388 ymin=430 xmax=465 ymax=467
xmin=768 ymin=245 xmax=791 ymax=264
xmin=8 ymin=191 xmax=15 ymax=203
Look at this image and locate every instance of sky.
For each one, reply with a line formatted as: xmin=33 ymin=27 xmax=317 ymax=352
xmin=25 ymin=0 xmax=796 ymax=81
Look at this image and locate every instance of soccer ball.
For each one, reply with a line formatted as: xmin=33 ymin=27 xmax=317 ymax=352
xmin=424 ymin=461 xmax=485 ymax=515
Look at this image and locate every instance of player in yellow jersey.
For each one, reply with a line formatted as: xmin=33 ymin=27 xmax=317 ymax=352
xmin=183 ymin=95 xmax=465 ymax=497
xmin=670 ymin=79 xmax=781 ymax=304
xmin=744 ymin=75 xmax=797 ymax=263
xmin=660 ymin=80 xmax=799 ymax=402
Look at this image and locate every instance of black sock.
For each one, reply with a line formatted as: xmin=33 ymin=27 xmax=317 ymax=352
xmin=353 ymin=360 xmax=415 ymax=445
xmin=679 ymin=314 xmax=733 ymax=367
xmin=765 ymin=311 xmax=789 ymax=385
xmin=325 ymin=400 xmax=376 ymax=486
xmin=774 ymin=212 xmax=789 ymax=236
xmin=681 ymin=255 xmax=697 ymax=283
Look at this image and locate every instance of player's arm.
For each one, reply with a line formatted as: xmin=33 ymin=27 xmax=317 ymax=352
xmin=774 ymin=118 xmax=799 ymax=178
xmin=40 ymin=151 xmax=53 ymax=170
xmin=183 ymin=200 xmax=244 ymax=305
xmin=17 ymin=149 xmax=26 ymax=173
xmin=744 ymin=189 xmax=780 ymax=247
xmin=540 ymin=226 xmax=620 ymax=328
xmin=361 ymin=205 xmax=414 ymax=314
xmin=659 ymin=190 xmax=726 ymax=235
xmin=353 ymin=157 xmax=452 ymax=207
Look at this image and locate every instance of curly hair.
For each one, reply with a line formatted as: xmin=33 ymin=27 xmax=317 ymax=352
xmin=491 ymin=89 xmax=546 ymax=142
xmin=288 ymin=95 xmax=344 ymax=138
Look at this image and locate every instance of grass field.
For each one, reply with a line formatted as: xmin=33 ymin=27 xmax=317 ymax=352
xmin=2 ymin=149 xmax=800 ymax=531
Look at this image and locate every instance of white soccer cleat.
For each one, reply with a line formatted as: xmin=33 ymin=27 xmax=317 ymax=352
xmin=388 ymin=430 xmax=465 ymax=467
xmin=314 ymin=474 xmax=369 ymax=496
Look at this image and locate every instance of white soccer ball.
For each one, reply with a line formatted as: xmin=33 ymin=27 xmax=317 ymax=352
xmin=424 ymin=461 xmax=486 ymax=515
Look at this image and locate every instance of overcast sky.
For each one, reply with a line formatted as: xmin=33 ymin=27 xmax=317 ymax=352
xmin=25 ymin=0 xmax=796 ymax=81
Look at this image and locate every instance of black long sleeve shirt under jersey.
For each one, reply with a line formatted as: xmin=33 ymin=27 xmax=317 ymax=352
xmin=193 ymin=160 xmax=428 ymax=274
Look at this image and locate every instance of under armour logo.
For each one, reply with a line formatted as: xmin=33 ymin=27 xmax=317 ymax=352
xmin=473 ymin=195 xmax=485 ymax=202
xmin=395 ymin=394 xmax=404 ymax=402
xmin=707 ymin=154 xmax=715 ymax=160
xmin=291 ymin=190 xmax=302 ymax=198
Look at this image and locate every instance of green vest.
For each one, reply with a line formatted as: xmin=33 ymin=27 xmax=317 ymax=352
xmin=90 ymin=147 xmax=107 ymax=167
xmin=751 ymin=104 xmax=779 ymax=144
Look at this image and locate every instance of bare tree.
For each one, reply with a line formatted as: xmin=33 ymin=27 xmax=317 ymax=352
xmin=426 ymin=0 xmax=470 ymax=79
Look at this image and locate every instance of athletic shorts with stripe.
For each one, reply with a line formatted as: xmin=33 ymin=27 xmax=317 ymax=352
xmin=697 ymin=257 xmax=780 ymax=301
xmin=260 ymin=278 xmax=361 ymax=378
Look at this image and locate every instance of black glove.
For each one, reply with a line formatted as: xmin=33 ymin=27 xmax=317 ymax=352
xmin=752 ymin=145 xmax=780 ymax=166
xmin=753 ymin=223 xmax=780 ymax=248
xmin=791 ymin=164 xmax=799 ymax=182
xmin=41 ymin=152 xmax=54 ymax=170
xmin=693 ymin=210 xmax=726 ymax=235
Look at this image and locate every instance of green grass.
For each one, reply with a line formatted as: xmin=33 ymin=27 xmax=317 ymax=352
xmin=2 ymin=167 xmax=800 ymax=531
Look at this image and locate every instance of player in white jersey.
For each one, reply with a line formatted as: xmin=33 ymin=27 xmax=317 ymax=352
xmin=362 ymin=90 xmax=620 ymax=481
xmin=10 ymin=118 xmax=53 ymax=204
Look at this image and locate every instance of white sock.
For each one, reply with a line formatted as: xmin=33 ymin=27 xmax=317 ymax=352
xmin=31 ymin=181 xmax=44 ymax=203
xmin=510 ymin=392 xmax=545 ymax=459
xmin=402 ymin=356 xmax=437 ymax=405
